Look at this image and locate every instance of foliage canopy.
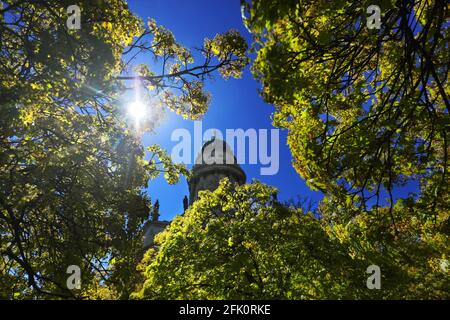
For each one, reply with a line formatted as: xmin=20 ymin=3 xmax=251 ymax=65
xmin=134 ymin=179 xmax=449 ymax=299
xmin=243 ymin=0 xmax=449 ymax=220
xmin=0 ymin=0 xmax=247 ymax=298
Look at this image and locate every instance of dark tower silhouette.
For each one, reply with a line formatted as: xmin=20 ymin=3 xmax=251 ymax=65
xmin=183 ymin=195 xmax=189 ymax=212
xmin=151 ymin=200 xmax=160 ymax=222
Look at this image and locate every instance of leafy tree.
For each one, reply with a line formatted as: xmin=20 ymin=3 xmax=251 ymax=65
xmin=133 ymin=179 xmax=448 ymax=299
xmin=243 ymin=0 xmax=449 ymax=217
xmin=240 ymin=0 xmax=449 ymax=298
xmin=0 ymin=0 xmax=247 ymax=299
xmin=133 ymin=0 xmax=449 ymax=298
xmin=133 ymin=179 xmax=355 ymax=299
xmin=319 ymin=197 xmax=449 ymax=298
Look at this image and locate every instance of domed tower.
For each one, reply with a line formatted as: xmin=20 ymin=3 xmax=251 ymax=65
xmin=188 ymin=137 xmax=246 ymax=204
xmin=143 ymin=137 xmax=246 ymax=248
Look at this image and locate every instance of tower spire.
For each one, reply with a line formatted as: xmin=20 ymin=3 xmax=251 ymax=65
xmin=151 ymin=200 xmax=160 ymax=222
xmin=183 ymin=195 xmax=189 ymax=212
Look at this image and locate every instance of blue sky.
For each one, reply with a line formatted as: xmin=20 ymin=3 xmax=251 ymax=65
xmin=126 ymin=0 xmax=324 ymax=220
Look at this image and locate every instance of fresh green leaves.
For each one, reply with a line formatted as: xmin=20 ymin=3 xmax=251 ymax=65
xmin=247 ymin=0 xmax=449 ymax=215
xmin=0 ymin=0 xmax=240 ymax=299
xmin=146 ymin=145 xmax=190 ymax=184
xmin=133 ymin=179 xmax=449 ymax=299
xmin=119 ymin=22 xmax=249 ymax=120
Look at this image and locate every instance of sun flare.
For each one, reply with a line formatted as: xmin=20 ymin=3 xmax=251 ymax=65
xmin=128 ymin=101 xmax=146 ymax=122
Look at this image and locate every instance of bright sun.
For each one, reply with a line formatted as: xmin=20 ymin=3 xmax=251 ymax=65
xmin=128 ymin=101 xmax=146 ymax=122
